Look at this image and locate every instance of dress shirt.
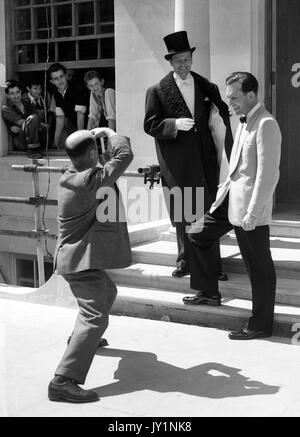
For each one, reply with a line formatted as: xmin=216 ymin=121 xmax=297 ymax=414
xmin=245 ymin=102 xmax=262 ymax=121
xmin=239 ymin=103 xmax=262 ymax=137
xmin=26 ymin=92 xmax=44 ymax=109
xmin=174 ymin=72 xmax=195 ymax=117
xmin=88 ymin=88 xmax=116 ymax=123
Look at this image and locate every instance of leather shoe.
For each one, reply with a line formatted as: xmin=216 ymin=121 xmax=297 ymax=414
xmin=67 ymin=336 xmax=108 ymax=348
xmin=217 ymin=271 xmax=228 ymax=281
xmin=229 ymin=328 xmax=270 ymax=340
xmin=48 ymin=379 xmax=99 ymax=403
xmin=183 ymin=290 xmax=221 ymax=306
xmin=172 ymin=266 xmax=190 ymax=278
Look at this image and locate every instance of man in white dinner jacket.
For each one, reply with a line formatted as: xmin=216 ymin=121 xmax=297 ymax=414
xmin=183 ymin=72 xmax=282 ymax=340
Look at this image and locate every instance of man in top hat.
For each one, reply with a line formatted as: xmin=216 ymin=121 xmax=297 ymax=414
xmin=144 ymin=30 xmax=233 ymax=287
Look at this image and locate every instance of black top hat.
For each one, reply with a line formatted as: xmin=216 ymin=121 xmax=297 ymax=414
xmin=163 ymin=31 xmax=196 ymax=61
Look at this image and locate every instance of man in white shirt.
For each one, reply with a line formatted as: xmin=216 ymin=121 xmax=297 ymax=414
xmin=144 ymin=31 xmax=232 ymax=283
xmin=84 ymin=70 xmax=116 ymax=132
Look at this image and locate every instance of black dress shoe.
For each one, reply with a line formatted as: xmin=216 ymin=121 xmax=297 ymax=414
xmin=183 ymin=290 xmax=221 ymax=306
xmin=229 ymin=328 xmax=270 ymax=340
xmin=67 ymin=336 xmax=108 ymax=348
xmin=172 ymin=266 xmax=190 ymax=278
xmin=48 ymin=379 xmax=99 ymax=403
xmin=217 ymin=271 xmax=228 ymax=281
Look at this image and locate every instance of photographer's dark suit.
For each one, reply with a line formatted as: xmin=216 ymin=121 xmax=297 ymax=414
xmin=54 ymin=134 xmax=133 ymax=384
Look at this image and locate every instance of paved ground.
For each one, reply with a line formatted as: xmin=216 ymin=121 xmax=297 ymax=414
xmin=0 ymin=298 xmax=300 ymax=418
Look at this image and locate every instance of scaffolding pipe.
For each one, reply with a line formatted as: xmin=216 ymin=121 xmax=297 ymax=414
xmin=11 ymin=165 xmax=145 ymax=178
xmin=2 ymin=163 xmax=160 ymax=287
xmin=0 ymin=196 xmax=33 ymax=204
xmin=0 ymin=230 xmax=57 ymax=240
xmin=0 ymin=196 xmax=57 ymax=206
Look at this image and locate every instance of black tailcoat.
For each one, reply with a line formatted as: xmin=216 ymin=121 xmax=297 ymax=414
xmin=144 ymin=71 xmax=233 ymax=224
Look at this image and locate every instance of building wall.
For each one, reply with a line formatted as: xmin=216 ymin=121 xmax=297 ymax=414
xmin=115 ymin=0 xmax=174 ymax=170
xmin=115 ymin=0 xmax=266 ymax=160
xmin=0 ymin=0 xmax=267 ymax=283
xmin=210 ymin=0 xmax=265 ymax=133
xmin=0 ymin=0 xmax=7 ymax=157
xmin=0 ymin=157 xmax=66 ymax=284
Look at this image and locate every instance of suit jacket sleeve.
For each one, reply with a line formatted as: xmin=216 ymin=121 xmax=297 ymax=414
xmin=247 ymin=118 xmax=282 ymax=217
xmin=144 ymin=86 xmax=177 ymax=140
xmin=84 ymin=134 xmax=133 ymax=191
xmin=1 ymin=105 xmax=23 ymax=126
xmin=196 ymin=77 xmax=230 ymax=122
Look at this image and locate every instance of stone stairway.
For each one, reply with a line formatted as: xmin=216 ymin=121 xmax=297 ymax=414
xmin=107 ymin=219 xmax=300 ymax=338
xmin=0 ymin=218 xmax=300 ymax=339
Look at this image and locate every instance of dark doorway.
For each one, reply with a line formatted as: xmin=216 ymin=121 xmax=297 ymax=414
xmin=271 ymin=0 xmax=300 ymax=210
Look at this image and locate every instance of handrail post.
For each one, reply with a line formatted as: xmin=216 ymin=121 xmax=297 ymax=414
xmin=32 ymin=169 xmax=45 ymax=286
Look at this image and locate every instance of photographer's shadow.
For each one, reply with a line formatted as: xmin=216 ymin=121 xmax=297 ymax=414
xmin=94 ymin=348 xmax=279 ymax=399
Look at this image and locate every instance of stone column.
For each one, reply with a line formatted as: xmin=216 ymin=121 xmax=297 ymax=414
xmin=209 ymin=0 xmax=265 ymax=134
xmin=114 ymin=0 xmax=211 ymax=224
xmin=175 ymin=0 xmax=211 ymax=79
xmin=115 ymin=0 xmax=175 ymax=170
xmin=115 ymin=0 xmax=211 ymax=170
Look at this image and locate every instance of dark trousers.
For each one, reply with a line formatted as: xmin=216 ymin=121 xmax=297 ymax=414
xmin=188 ymin=198 xmax=276 ymax=334
xmin=174 ymin=164 xmax=220 ymax=270
xmin=55 ymin=269 xmax=117 ymax=384
xmin=175 ymin=187 xmax=222 ymax=271
xmin=13 ymin=114 xmax=41 ymax=151
xmin=59 ymin=119 xmax=76 ymax=148
xmin=176 ymin=222 xmax=222 ymax=273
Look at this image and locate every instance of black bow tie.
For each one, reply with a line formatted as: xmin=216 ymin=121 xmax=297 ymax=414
xmin=240 ymin=115 xmax=247 ymax=124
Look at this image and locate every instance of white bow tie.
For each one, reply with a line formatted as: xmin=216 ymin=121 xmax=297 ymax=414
xmin=180 ymin=77 xmax=192 ymax=86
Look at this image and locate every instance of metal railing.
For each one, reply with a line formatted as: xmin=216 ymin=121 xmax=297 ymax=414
xmin=0 ymin=162 xmax=160 ymax=286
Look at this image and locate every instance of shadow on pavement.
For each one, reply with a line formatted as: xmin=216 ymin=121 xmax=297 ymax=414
xmin=93 ymin=348 xmax=279 ymax=399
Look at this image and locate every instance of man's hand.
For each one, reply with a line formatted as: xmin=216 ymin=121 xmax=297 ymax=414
xmin=175 ymin=118 xmax=195 ymax=131
xmin=54 ymin=134 xmax=61 ymax=149
xmin=26 ymin=114 xmax=35 ymax=124
xmin=91 ymin=127 xmax=116 ymax=139
xmin=242 ymin=213 xmax=258 ymax=232
xmin=10 ymin=126 xmax=21 ymax=134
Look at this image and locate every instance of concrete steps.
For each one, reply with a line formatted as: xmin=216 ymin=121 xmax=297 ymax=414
xmin=131 ymin=237 xmax=300 ymax=280
xmin=160 ymin=219 xmax=300 ymax=240
xmin=0 ymin=218 xmax=299 ymax=339
xmin=107 ymin=263 xmax=300 ymax=307
xmin=270 ymin=220 xmax=300 ymax=238
xmin=128 ymin=219 xmax=170 ymax=246
xmin=113 ymin=286 xmax=300 ymax=339
xmin=0 ymin=281 xmax=299 ymax=339
xmin=108 ymin=220 xmax=300 ymax=338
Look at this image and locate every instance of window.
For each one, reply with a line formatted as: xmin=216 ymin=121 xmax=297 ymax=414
xmin=9 ymin=0 xmax=115 ymax=73
xmin=16 ymin=255 xmax=53 ymax=288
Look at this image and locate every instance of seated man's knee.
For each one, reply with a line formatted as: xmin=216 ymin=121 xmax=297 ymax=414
xmin=26 ymin=114 xmax=39 ymax=127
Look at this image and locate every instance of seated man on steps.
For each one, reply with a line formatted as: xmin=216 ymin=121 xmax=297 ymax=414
xmin=48 ymin=127 xmax=133 ymax=403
